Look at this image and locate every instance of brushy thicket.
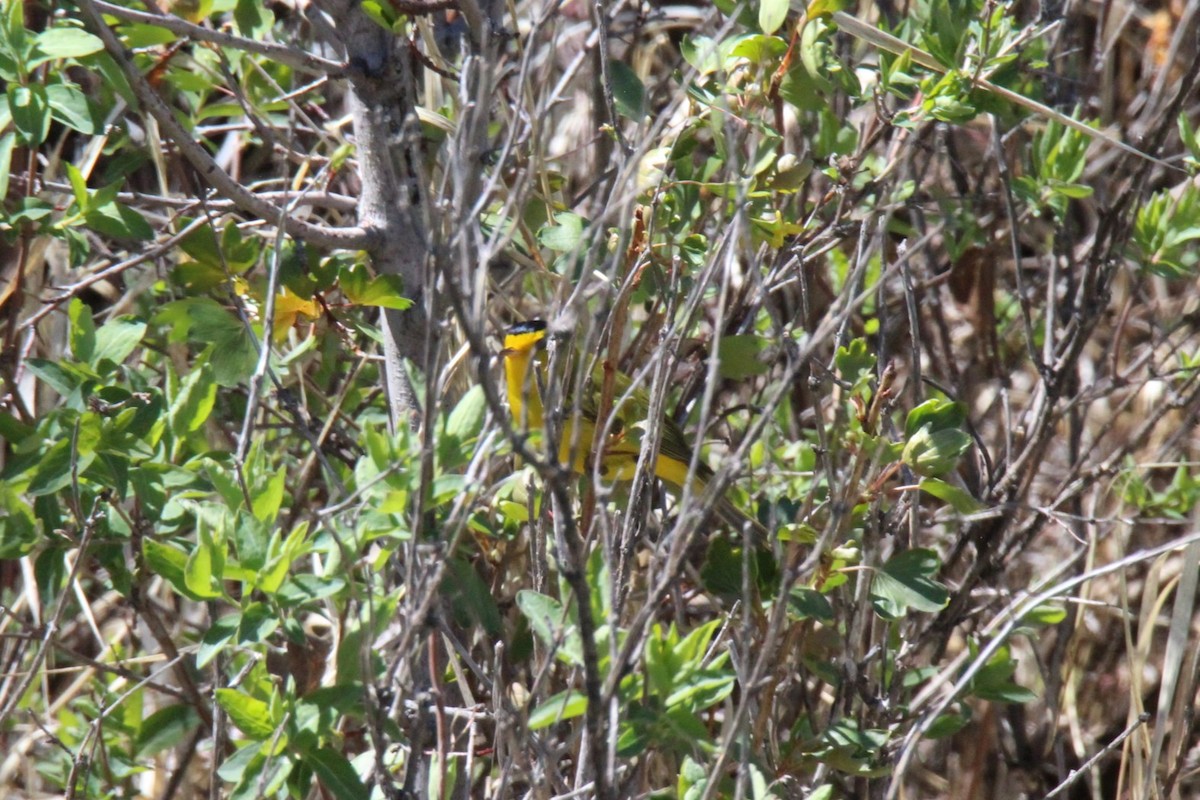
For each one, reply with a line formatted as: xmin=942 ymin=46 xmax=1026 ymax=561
xmin=2 ymin=0 xmax=1200 ymax=797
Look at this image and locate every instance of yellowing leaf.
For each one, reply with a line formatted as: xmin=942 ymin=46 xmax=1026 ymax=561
xmin=273 ymin=289 xmax=319 ymax=342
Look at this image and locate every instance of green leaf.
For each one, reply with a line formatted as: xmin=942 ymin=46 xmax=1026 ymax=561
xmin=28 ymin=433 xmax=93 ymax=497
xmin=93 ymin=316 xmax=147 ymax=366
xmin=445 ymin=384 xmax=487 ymax=442
xmin=185 ymin=526 xmax=225 ymax=600
xmin=169 ymin=363 xmax=217 ymax=436
xmin=516 ymin=590 xmax=582 ymax=666
xmin=68 ymin=297 xmax=96 ymax=363
xmin=237 ymin=602 xmax=278 ymax=644
xmin=869 ymin=548 xmax=949 ymax=619
xmin=136 ymin=705 xmax=201 ymax=756
xmin=215 ymin=688 xmax=278 ymax=740
xmin=33 ymin=28 xmax=103 ymax=61
xmin=969 ymin=644 xmax=1038 ymax=704
xmin=234 ymin=0 xmax=271 ymax=37
xmin=9 ymin=83 xmax=50 ymax=145
xmin=902 ymin=426 xmax=971 ymax=478
xmin=609 ymin=60 xmax=645 ymax=120
xmin=340 ymin=263 xmax=413 ymax=310
xmin=65 ymin=161 xmax=89 ymax=209
xmin=209 ymin=338 xmax=258 ymax=387
xmin=786 ymin=586 xmax=835 ymax=622
xmin=197 ymin=614 xmax=239 ymax=668
xmin=835 ymin=338 xmax=876 ymax=390
xmin=143 ymin=539 xmax=192 ymax=595
xmin=729 ymin=33 xmax=790 ymax=63
xmin=758 ymin=0 xmax=789 ymax=35
xmin=716 ymin=334 xmax=770 ymax=379
xmin=1021 ymin=603 xmax=1066 ymax=626
xmin=251 ymin=466 xmax=286 ymax=523
xmin=537 ymin=212 xmax=585 ymax=253
xmin=304 ymin=747 xmax=369 ymax=800
xmin=46 ymin=82 xmax=98 ymax=134
xmin=277 ymin=573 xmax=346 ymax=606
xmin=918 ymin=478 xmax=980 ymax=513
xmin=904 ymin=398 xmax=966 ymax=438
xmin=0 ymin=491 xmax=38 ymax=558
xmin=665 ymin=669 xmax=735 ymax=711
xmin=439 ymin=386 xmax=486 ymax=469
xmin=0 ymin=131 xmax=16 ymax=200
xmin=258 ymin=524 xmax=305 ymax=595
xmin=925 ymin=709 xmax=971 ymax=739
xmin=806 ymin=0 xmax=845 ymax=17
xmin=528 ymin=690 xmax=588 ymax=730
xmin=85 ymin=202 xmax=153 ymax=241
xmin=442 ymin=558 xmax=504 ymax=637
xmin=699 ymin=536 xmax=744 ymax=595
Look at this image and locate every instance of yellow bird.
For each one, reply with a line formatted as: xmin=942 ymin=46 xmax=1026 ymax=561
xmin=500 ymin=319 xmax=765 ymax=539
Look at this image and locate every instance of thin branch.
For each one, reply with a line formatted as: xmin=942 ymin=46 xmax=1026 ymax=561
xmin=76 ymin=0 xmax=370 ymax=250
xmin=89 ymin=0 xmax=347 ymax=76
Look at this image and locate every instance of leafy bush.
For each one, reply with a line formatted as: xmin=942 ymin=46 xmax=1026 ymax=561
xmin=3 ymin=0 xmax=1200 ymax=797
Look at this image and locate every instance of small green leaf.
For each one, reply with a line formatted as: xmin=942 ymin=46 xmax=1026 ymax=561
xmin=93 ymin=316 xmax=147 ymax=366
xmin=185 ymin=527 xmax=224 ymax=599
xmin=46 ymin=82 xmax=98 ymax=134
xmin=517 ymin=590 xmax=582 ymax=666
xmin=918 ymin=478 xmax=980 ymax=513
xmin=758 ymin=0 xmax=789 ymax=35
xmin=903 ymin=426 xmax=972 ymax=478
xmin=68 ymin=297 xmax=96 ymax=363
xmin=0 ymin=132 xmax=16 ymax=200
xmin=806 ymin=0 xmax=845 ymax=17
xmin=904 ymin=398 xmax=966 ymax=438
xmin=143 ymin=539 xmax=191 ymax=594
xmin=234 ymin=0 xmax=271 ymax=37
xmin=85 ymin=202 xmax=153 ymax=241
xmin=28 ymin=435 xmax=94 ymax=497
xmin=340 ymin=263 xmax=413 ymax=310
xmin=304 ymin=747 xmax=369 ymax=800
xmin=786 ymin=586 xmax=835 ymax=622
xmin=925 ymin=709 xmax=971 ymax=738
xmin=135 ymin=705 xmax=201 ymax=756
xmin=277 ymin=573 xmax=346 ymax=606
xmin=9 ymin=83 xmax=50 ymax=145
xmin=33 ymin=28 xmax=104 ymax=60
xmin=251 ymin=466 xmax=286 ymax=523
xmin=445 ymin=385 xmax=487 ymax=443
xmin=970 ymin=645 xmax=1038 ymax=704
xmin=730 ymin=34 xmax=790 ymax=63
xmin=609 ymin=60 xmax=645 ymax=120
xmin=197 ymin=614 xmax=239 ymax=668
xmin=169 ymin=363 xmax=217 ymax=436
xmin=1021 ymin=603 xmax=1066 ymax=626
xmin=716 ymin=334 xmax=770 ymax=379
xmin=237 ymin=602 xmax=278 ymax=644
xmin=870 ymin=548 xmax=949 ymax=619
xmin=0 ymin=492 xmax=38 ymax=558
xmin=65 ymin=162 xmax=89 ymax=209
xmin=215 ymin=688 xmax=278 ymax=740
xmin=442 ymin=558 xmax=504 ymax=637
xmin=835 ymin=338 xmax=876 ymax=390
xmin=537 ymin=212 xmax=585 ymax=253
xmin=528 ymin=690 xmax=588 ymax=730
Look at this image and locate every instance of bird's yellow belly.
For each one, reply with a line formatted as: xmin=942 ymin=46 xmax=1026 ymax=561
xmin=554 ymin=416 xmax=701 ymax=492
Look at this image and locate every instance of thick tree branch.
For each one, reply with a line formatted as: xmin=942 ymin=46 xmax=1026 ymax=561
xmin=312 ymin=0 xmax=431 ymax=425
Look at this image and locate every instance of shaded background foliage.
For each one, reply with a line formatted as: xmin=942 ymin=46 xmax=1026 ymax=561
xmin=2 ymin=0 xmax=1200 ymax=797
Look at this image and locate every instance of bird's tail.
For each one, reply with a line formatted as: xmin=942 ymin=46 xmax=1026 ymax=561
xmin=712 ymin=493 xmax=769 ymax=547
